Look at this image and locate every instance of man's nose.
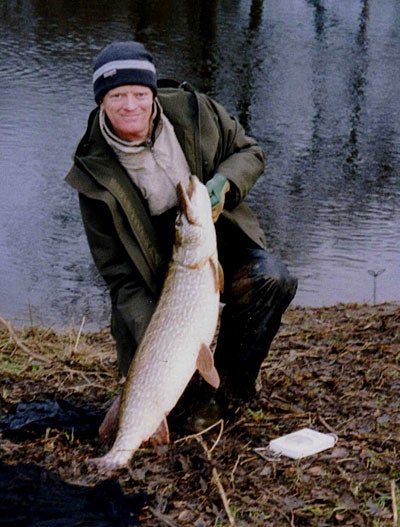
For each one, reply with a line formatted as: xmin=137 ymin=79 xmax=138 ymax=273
xmin=125 ymin=93 xmax=138 ymax=109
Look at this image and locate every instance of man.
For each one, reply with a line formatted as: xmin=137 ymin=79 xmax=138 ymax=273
xmin=66 ymin=41 xmax=297 ymax=409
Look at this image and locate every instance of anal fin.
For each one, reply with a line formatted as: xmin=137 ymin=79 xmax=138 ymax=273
xmin=196 ymin=343 xmax=220 ymax=389
xmin=149 ymin=416 xmax=170 ymax=446
xmin=99 ymin=393 xmax=121 ymax=446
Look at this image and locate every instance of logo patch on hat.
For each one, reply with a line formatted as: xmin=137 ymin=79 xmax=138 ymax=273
xmin=103 ymin=69 xmax=117 ymax=78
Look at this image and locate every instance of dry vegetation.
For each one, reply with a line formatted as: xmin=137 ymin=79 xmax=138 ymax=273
xmin=0 ymin=303 xmax=399 ymax=526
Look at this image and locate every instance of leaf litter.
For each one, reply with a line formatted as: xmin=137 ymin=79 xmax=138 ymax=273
xmin=0 ymin=304 xmax=399 ymax=526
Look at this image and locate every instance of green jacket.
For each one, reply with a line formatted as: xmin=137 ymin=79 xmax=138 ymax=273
xmin=65 ymin=82 xmax=266 ymax=365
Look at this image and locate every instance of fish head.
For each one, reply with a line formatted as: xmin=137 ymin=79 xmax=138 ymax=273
xmin=174 ymin=176 xmax=216 ymax=264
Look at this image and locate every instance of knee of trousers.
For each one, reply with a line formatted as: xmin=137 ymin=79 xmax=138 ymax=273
xmin=263 ymin=268 xmax=298 ymax=310
xmin=227 ymin=260 xmax=298 ymax=313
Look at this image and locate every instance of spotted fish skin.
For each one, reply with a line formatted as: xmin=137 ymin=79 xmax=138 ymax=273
xmin=91 ymin=176 xmax=221 ymax=472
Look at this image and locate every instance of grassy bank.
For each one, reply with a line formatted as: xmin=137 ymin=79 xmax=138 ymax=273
xmin=1 ymin=303 xmax=399 ymax=526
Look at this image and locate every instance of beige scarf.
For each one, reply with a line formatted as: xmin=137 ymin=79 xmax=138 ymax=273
xmin=100 ymin=101 xmax=192 ymax=216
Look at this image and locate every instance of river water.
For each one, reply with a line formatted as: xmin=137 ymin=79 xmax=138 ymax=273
xmin=1 ymin=0 xmax=399 ymax=329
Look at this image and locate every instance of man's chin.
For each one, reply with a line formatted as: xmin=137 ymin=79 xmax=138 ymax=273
xmin=116 ymin=125 xmax=146 ymax=142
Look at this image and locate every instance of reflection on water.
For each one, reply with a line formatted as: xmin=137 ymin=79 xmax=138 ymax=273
xmin=1 ymin=0 xmax=399 ymax=329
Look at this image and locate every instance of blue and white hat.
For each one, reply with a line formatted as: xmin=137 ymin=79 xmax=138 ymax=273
xmin=93 ymin=41 xmax=157 ymax=104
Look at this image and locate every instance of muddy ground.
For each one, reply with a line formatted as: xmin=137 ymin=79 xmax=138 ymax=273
xmin=0 ymin=303 xmax=399 ymax=526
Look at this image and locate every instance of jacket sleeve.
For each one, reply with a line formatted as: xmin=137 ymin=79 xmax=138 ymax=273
xmin=199 ymin=93 xmax=265 ymax=209
xmin=79 ymin=194 xmax=156 ymax=347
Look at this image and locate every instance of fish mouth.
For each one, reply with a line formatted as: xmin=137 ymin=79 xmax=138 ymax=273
xmin=176 ymin=176 xmax=199 ymax=225
xmin=186 ymin=175 xmax=197 ymax=199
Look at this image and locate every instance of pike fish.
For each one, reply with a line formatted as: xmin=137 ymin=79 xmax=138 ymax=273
xmin=91 ymin=175 xmax=222 ymax=472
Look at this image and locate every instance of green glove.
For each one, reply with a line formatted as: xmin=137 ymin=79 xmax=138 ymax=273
xmin=206 ymin=173 xmax=230 ymax=222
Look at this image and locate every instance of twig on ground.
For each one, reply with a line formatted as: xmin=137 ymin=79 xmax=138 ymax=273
xmin=73 ymin=316 xmax=86 ymax=355
xmin=209 ymin=418 xmax=224 ymax=453
xmin=210 ymin=463 xmax=236 ymax=526
xmin=149 ymin=506 xmax=179 ymax=527
xmin=0 ymin=317 xmax=51 ymax=364
xmin=230 ymin=454 xmax=243 ymax=485
xmin=318 ymin=413 xmax=338 ymax=435
xmin=195 ymin=420 xmax=236 ymax=526
xmin=391 ymin=480 xmax=398 ymax=527
xmin=174 ymin=418 xmax=224 ymax=444
xmin=174 ymin=420 xmax=237 ymax=523
xmin=281 ymin=510 xmax=296 ymax=527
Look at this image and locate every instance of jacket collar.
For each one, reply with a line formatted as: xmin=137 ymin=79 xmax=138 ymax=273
xmin=75 ymin=109 xmax=166 ymax=285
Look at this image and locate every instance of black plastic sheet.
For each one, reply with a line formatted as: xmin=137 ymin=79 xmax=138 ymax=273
xmin=0 ymin=462 xmax=148 ymax=527
xmin=0 ymin=399 xmax=104 ymax=439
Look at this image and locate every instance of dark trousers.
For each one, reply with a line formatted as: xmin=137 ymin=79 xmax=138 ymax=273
xmin=214 ymin=223 xmax=298 ymax=399
xmin=113 ymin=220 xmax=298 ymax=402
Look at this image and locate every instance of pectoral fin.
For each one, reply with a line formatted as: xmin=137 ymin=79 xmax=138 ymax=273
xmin=197 ymin=343 xmax=220 ymax=388
xmin=218 ymin=261 xmax=224 ymax=293
xmin=210 ymin=257 xmax=224 ymax=293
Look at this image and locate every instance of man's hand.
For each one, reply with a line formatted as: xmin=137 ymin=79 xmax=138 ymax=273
xmin=206 ymin=173 xmax=230 ymax=223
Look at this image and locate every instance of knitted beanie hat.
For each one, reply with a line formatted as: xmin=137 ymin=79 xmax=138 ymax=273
xmin=93 ymin=41 xmax=157 ymax=103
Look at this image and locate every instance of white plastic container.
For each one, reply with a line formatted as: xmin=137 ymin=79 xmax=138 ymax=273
xmin=268 ymin=428 xmax=337 ymax=459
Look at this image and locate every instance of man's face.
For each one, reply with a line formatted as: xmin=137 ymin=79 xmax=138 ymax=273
xmin=101 ymin=84 xmax=154 ymax=142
